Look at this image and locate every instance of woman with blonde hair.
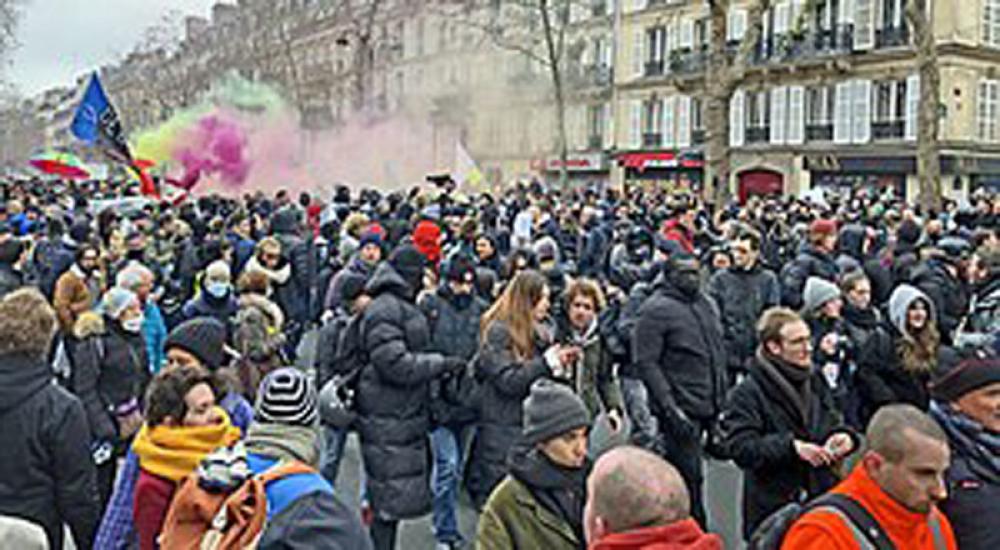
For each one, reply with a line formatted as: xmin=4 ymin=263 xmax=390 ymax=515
xmin=466 ymin=270 xmax=580 ymax=509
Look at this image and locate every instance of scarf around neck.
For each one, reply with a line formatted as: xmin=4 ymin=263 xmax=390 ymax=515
xmin=132 ymin=407 xmax=241 ymax=483
xmin=244 ymin=423 xmax=321 ymax=468
xmin=756 ymin=349 xmax=813 ymax=425
xmin=930 ymin=401 xmax=1000 ymax=483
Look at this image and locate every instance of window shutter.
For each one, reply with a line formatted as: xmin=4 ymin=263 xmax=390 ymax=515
xmin=603 ymin=102 xmax=613 ymax=148
xmin=680 ymin=19 xmax=695 ymax=49
xmin=628 ymin=0 xmax=647 ymax=15
xmin=775 ymin=2 xmax=791 ymax=35
xmin=788 ymin=85 xmax=805 ymax=144
xmin=663 ymin=96 xmax=676 ymax=148
xmin=834 ymin=81 xmax=854 ymax=144
xmin=602 ymin=36 xmax=614 ymax=68
xmin=852 ymin=79 xmax=872 ymax=143
xmin=632 ymin=29 xmax=644 ymax=78
xmin=839 ymin=0 xmax=855 ymax=25
xmin=730 ymin=90 xmax=746 ymax=147
xmin=978 ymin=80 xmax=990 ymax=140
xmin=905 ymin=74 xmax=920 ymax=141
xmin=854 ymin=0 xmax=874 ymax=50
xmin=728 ymin=8 xmax=748 ymax=41
xmin=630 ymin=99 xmax=642 ymax=148
xmin=770 ymin=86 xmax=788 ymax=144
xmin=677 ymin=95 xmax=692 ymax=147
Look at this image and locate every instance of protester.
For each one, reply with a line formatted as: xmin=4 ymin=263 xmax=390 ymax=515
xmin=467 ymin=269 xmax=578 ymax=509
xmin=781 ymin=404 xmax=957 ymax=550
xmin=719 ymin=307 xmax=859 ymax=538
xmin=132 ymin=367 xmax=240 ymax=550
xmin=912 ymin=238 xmax=972 ymax=346
xmin=476 ymin=380 xmax=591 ymax=550
xmin=930 ymin=357 xmax=1000 ymax=550
xmin=632 ymin=250 xmax=726 ymax=525
xmin=0 ymin=288 xmax=99 ymax=550
xmin=357 ymin=244 xmax=466 ymax=550
xmin=584 ymin=446 xmax=723 ymax=550
xmin=117 ymin=263 xmax=168 ymax=374
xmin=53 ymin=243 xmax=102 ymax=333
xmin=780 ymin=219 xmax=840 ymax=309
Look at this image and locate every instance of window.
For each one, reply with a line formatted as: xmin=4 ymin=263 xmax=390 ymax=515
xmin=807 ymin=86 xmax=834 ymax=126
xmin=643 ymin=98 xmax=662 ymax=134
xmin=978 ymin=79 xmax=1000 ymax=142
xmin=747 ymin=90 xmax=770 ymax=128
xmin=986 ymin=0 xmax=1000 ymax=47
xmin=647 ymin=27 xmax=666 ymax=63
xmin=692 ymin=97 xmax=704 ymax=130
xmin=874 ymin=81 xmax=894 ymax=122
xmin=588 ymin=105 xmax=605 ymax=147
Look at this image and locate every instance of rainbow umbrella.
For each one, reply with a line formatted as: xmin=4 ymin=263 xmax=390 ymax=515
xmin=29 ymin=151 xmax=91 ymax=179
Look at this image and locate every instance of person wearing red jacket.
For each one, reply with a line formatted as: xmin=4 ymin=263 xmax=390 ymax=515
xmin=584 ymin=445 xmax=723 ymax=550
xmin=782 ymin=404 xmax=958 ymax=550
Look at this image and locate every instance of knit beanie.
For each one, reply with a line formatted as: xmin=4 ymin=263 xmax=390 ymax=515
xmin=931 ymin=357 xmax=1000 ymax=403
xmin=444 ymin=254 xmax=476 ymax=284
xmin=801 ymin=277 xmax=841 ymax=314
xmin=412 ymin=220 xmax=443 ymax=265
xmin=809 ymin=218 xmax=838 ymax=238
xmin=358 ymin=226 xmax=383 ymax=249
xmin=522 ymin=380 xmax=591 ymax=445
xmin=255 ymin=367 xmax=318 ymax=427
xmin=100 ymin=287 xmax=139 ymax=319
xmin=389 ymin=243 xmax=427 ymax=293
xmin=164 ymin=317 xmax=229 ymax=371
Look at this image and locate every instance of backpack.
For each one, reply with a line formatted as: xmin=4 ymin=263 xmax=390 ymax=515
xmin=159 ymin=454 xmax=316 ymax=550
xmin=318 ymin=312 xmax=367 ymax=429
xmin=750 ymin=493 xmax=896 ymax=550
xmin=52 ymin=334 xmax=105 ymax=391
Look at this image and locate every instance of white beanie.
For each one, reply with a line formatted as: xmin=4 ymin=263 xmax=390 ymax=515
xmin=801 ymin=277 xmax=841 ymax=314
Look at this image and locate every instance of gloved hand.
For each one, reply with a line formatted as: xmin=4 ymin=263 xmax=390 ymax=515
xmin=441 ymin=356 xmax=467 ymax=376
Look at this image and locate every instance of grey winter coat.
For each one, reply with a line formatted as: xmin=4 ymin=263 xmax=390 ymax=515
xmin=356 ymin=262 xmax=449 ymax=519
xmin=707 ymin=264 xmax=781 ymax=373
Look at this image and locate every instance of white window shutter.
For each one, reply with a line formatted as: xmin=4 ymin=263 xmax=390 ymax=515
xmin=852 ymin=79 xmax=872 ymax=143
xmin=730 ymin=90 xmax=746 ymax=147
xmin=834 ymin=81 xmax=854 ymax=144
xmin=662 ymin=96 xmax=676 ymax=148
xmin=728 ymin=8 xmax=748 ymax=41
xmin=677 ymin=95 xmax=692 ymax=147
xmin=790 ymin=0 xmax=805 ymax=30
xmin=603 ymin=102 xmax=613 ymax=148
xmin=788 ymin=85 xmax=805 ymax=144
xmin=771 ymin=86 xmax=788 ymax=144
xmin=601 ymin=37 xmax=614 ymax=68
xmin=978 ymin=80 xmax=990 ymax=140
xmin=775 ymin=2 xmax=791 ymax=34
xmin=905 ymin=74 xmax=920 ymax=141
xmin=669 ymin=21 xmax=680 ymax=54
xmin=839 ymin=0 xmax=855 ymax=25
xmin=680 ymin=19 xmax=695 ymax=49
xmin=630 ymin=99 xmax=642 ymax=148
xmin=632 ymin=29 xmax=644 ymax=78
xmin=854 ymin=0 xmax=874 ymax=50
xmin=628 ymin=0 xmax=647 ymax=15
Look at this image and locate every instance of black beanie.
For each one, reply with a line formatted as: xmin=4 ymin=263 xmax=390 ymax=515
xmin=339 ymin=272 xmax=367 ymax=304
xmin=389 ymin=244 xmax=427 ymax=292
xmin=165 ymin=317 xmax=228 ymax=371
xmin=522 ymin=380 xmax=591 ymax=445
xmin=931 ymin=357 xmax=1000 ymax=402
xmin=444 ymin=254 xmax=476 ymax=284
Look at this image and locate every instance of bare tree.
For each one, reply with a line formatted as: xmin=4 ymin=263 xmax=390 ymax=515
xmin=905 ymin=0 xmax=941 ymax=213
xmin=0 ymin=0 xmax=26 ymax=82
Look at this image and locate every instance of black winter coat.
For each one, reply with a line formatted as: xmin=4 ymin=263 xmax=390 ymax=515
xmin=274 ymin=232 xmax=317 ymax=325
xmin=0 ymin=263 xmax=23 ymax=299
xmin=912 ymin=260 xmax=969 ymax=345
xmin=467 ymin=320 xmax=550 ymax=509
xmin=419 ymin=287 xmax=486 ymax=427
xmin=0 ymin=353 xmax=100 ymax=550
xmin=632 ymin=277 xmax=727 ymax=423
xmin=719 ymin=353 xmax=855 ymax=538
xmin=706 ymin=265 xmax=781 ymax=373
xmin=780 ymin=245 xmax=839 ymax=309
xmin=855 ymin=321 xmax=933 ymax=422
xmin=356 ymin=262 xmax=448 ymax=519
xmin=70 ymin=317 xmax=149 ymax=444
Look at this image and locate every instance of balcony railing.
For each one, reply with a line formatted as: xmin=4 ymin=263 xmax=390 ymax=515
xmin=757 ymin=24 xmax=855 ymax=64
xmin=876 ymin=25 xmax=910 ymax=49
xmin=591 ymin=1 xmax=607 ymax=17
xmin=746 ymin=127 xmax=770 ymax=144
xmin=692 ymin=128 xmax=706 ymax=145
xmin=669 ymin=48 xmax=707 ymax=74
xmin=642 ymin=132 xmax=662 ymax=148
xmin=644 ymin=60 xmax=664 ymax=77
xmin=585 ymin=64 xmax=613 ymax=87
xmin=587 ymin=134 xmax=604 ymax=150
xmin=872 ymin=120 xmax=905 ymax=140
xmin=806 ymin=124 xmax=834 ymax=142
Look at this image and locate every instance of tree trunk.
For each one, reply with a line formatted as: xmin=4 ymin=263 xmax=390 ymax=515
xmin=705 ymin=2 xmax=732 ymax=207
xmin=540 ymin=0 xmax=569 ymax=189
xmin=906 ymin=0 xmax=943 ymax=213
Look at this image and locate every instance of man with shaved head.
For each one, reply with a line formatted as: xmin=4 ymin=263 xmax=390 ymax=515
xmin=583 ymin=446 xmax=722 ymax=549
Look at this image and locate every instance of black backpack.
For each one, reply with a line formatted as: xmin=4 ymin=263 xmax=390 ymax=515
xmin=750 ymin=493 xmax=894 ymax=550
xmin=317 ymin=312 xmax=367 ymax=429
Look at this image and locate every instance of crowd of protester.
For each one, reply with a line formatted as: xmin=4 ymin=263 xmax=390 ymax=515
xmin=0 ymin=174 xmax=997 ymax=549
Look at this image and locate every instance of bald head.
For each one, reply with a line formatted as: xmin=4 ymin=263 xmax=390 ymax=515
xmin=586 ymin=446 xmax=690 ymax=537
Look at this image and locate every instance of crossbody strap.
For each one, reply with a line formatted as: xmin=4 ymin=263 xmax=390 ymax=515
xmin=808 ymin=493 xmax=895 ymax=550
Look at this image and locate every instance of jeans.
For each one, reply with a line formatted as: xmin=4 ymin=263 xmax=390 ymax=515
xmin=320 ymin=425 xmax=348 ymax=488
xmin=430 ymin=425 xmax=470 ymax=545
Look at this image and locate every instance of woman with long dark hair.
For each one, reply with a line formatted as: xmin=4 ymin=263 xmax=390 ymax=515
xmin=466 ymin=270 xmax=579 ymax=509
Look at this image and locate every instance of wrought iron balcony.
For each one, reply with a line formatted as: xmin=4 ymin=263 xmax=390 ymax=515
xmin=745 ymin=127 xmax=770 ymax=144
xmin=669 ymin=48 xmax=707 ymax=75
xmin=876 ymin=25 xmax=910 ymax=49
xmin=806 ymin=124 xmax=834 ymax=142
xmin=692 ymin=128 xmax=706 ymax=145
xmin=872 ymin=120 xmax=905 ymax=140
xmin=591 ymin=1 xmax=607 ymax=17
xmin=587 ymin=134 xmax=604 ymax=150
xmin=644 ymin=60 xmax=664 ymax=77
xmin=642 ymin=132 xmax=662 ymax=148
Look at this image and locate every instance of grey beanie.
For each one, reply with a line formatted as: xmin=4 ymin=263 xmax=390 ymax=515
xmin=801 ymin=276 xmax=841 ymax=314
xmin=522 ymin=380 xmax=591 ymax=445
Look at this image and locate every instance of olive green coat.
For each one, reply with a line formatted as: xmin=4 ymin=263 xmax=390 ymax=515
xmin=475 ymin=475 xmax=580 ymax=550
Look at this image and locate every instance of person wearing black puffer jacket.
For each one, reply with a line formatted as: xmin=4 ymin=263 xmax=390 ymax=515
xmin=707 ymin=226 xmax=780 ymax=383
xmin=357 ymin=244 xmax=466 ymax=550
xmin=856 ymin=284 xmax=941 ymax=424
xmin=779 ymin=219 xmax=840 ymax=309
xmin=912 ymin=237 xmax=972 ymax=346
xmin=632 ymin=250 xmax=727 ymax=527
xmin=719 ymin=307 xmax=860 ymax=539
xmin=0 ymin=288 xmax=100 ymax=550
xmin=270 ymin=206 xmax=317 ymax=360
xmin=418 ymin=254 xmax=486 ymax=550
xmin=836 ymin=223 xmax=893 ymax=305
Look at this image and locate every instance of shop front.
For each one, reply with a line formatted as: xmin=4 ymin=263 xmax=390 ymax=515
xmin=531 ymin=152 xmax=611 ymax=188
xmin=618 ymin=151 xmax=704 ymax=194
xmin=805 ymin=154 xmax=909 ymax=199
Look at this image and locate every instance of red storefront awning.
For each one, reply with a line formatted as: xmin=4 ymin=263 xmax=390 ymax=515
xmin=618 ymin=152 xmax=704 ymax=171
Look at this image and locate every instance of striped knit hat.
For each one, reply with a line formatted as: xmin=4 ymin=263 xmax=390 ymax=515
xmin=254 ymin=368 xmax=318 ymax=427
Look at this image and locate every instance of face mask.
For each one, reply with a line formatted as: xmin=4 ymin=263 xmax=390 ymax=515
xmin=669 ymin=268 xmax=701 ymax=297
xmin=206 ymin=282 xmax=230 ymax=298
xmin=122 ymin=316 xmax=144 ymax=333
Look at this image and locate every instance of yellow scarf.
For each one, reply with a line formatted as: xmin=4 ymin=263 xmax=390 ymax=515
xmin=132 ymin=407 xmax=242 ymax=483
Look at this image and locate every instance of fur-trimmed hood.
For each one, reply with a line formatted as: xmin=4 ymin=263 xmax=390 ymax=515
xmin=73 ymin=311 xmax=106 ymax=340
